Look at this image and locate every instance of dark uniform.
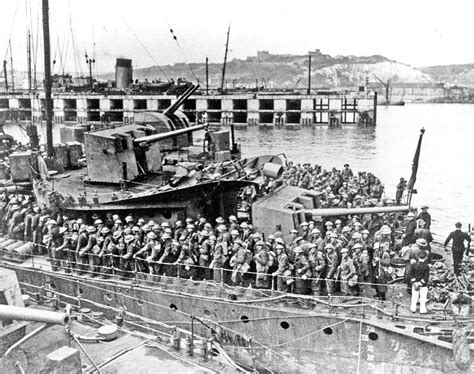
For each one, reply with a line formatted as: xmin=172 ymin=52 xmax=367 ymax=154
xmin=444 ymin=227 xmax=471 ymax=276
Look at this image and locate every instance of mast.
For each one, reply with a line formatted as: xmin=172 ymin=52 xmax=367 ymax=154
xmin=307 ymin=55 xmax=312 ymax=94
xmin=205 ymin=57 xmax=209 ymax=94
xmin=42 ymin=0 xmax=53 ymax=156
xmin=27 ymin=31 xmax=32 ymax=92
xmin=386 ymin=79 xmax=391 ymax=104
xmin=220 ymin=25 xmax=230 ymax=92
xmin=3 ymin=61 xmax=8 ymax=92
xmin=9 ymin=42 xmax=15 ymax=92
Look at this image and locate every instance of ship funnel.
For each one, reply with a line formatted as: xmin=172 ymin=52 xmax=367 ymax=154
xmin=115 ymin=58 xmax=133 ymax=89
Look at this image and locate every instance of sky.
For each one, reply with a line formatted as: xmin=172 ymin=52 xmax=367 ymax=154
xmin=1 ymin=0 xmax=473 ymax=76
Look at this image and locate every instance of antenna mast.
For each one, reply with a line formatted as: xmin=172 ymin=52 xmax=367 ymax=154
xmin=9 ymin=41 xmax=15 ymax=92
xmin=220 ymin=25 xmax=230 ymax=92
xmin=42 ymin=0 xmax=53 ymax=156
xmin=27 ymin=30 xmax=32 ymax=92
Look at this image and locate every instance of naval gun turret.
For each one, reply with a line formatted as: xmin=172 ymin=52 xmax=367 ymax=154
xmin=83 ymin=84 xmax=238 ymax=184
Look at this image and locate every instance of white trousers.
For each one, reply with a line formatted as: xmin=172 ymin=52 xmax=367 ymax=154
xmin=411 ymin=285 xmax=428 ymax=313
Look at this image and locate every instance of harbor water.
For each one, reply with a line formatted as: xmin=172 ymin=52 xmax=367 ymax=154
xmin=234 ymin=103 xmax=473 ymax=240
xmin=4 ymin=103 xmax=473 ymax=240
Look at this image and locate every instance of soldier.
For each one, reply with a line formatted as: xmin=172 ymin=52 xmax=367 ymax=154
xmin=374 ymin=258 xmax=391 ymax=301
xmin=230 ymin=229 xmax=241 ymax=245
xmin=417 ymin=205 xmax=431 ymax=229
xmin=8 ymin=205 xmax=23 ymax=239
xmin=197 ymin=231 xmax=213 ymax=280
xmin=254 ymin=240 xmax=271 ymax=289
xmin=272 ymin=224 xmax=284 ymax=239
xmin=31 ymin=206 xmax=42 ymax=253
xmin=99 ymin=229 xmax=122 ymax=277
xmin=310 ymin=228 xmax=324 ymax=251
xmin=175 ymin=244 xmax=196 ymax=279
xmin=210 ymin=235 xmax=224 ymax=283
xmin=308 ymin=244 xmax=326 ymax=296
xmin=395 ymin=177 xmax=407 ymax=204
xmin=414 ymin=223 xmax=433 ymax=259
xmin=76 ymin=225 xmax=90 ymax=275
xmin=403 ymin=212 xmax=417 ymax=245
xmin=341 ymin=163 xmax=353 ymax=179
xmin=23 ymin=206 xmax=34 ymax=242
xmin=48 ymin=224 xmax=65 ymax=271
xmin=299 ymin=222 xmax=309 ymax=241
xmin=325 ymin=244 xmax=338 ymax=296
xmin=444 ymin=222 xmax=471 ymax=276
xmin=173 ymin=220 xmax=184 ymax=241
xmin=272 ymin=243 xmax=291 ymax=293
xmin=158 ymin=238 xmax=181 ymax=277
xmin=338 ymin=248 xmax=356 ymax=296
xmin=124 ymin=215 xmax=134 ymax=229
xmin=293 ymin=247 xmax=311 ymax=294
xmin=121 ymin=234 xmax=138 ymax=277
xmin=228 ymin=215 xmax=239 ymax=234
xmin=79 ymin=226 xmax=100 ymax=276
xmin=154 ymin=231 xmax=173 ymax=275
xmin=134 ymin=232 xmax=157 ymax=273
xmin=230 ymin=241 xmax=252 ymax=286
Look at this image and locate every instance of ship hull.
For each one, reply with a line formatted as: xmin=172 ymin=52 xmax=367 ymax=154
xmin=9 ymin=264 xmax=470 ymax=374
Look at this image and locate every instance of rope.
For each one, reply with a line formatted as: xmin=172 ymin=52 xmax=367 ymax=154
xmin=3 ymin=0 xmax=20 ymax=61
xmin=121 ymin=17 xmax=168 ymax=81
xmin=167 ymin=25 xmax=199 ymax=84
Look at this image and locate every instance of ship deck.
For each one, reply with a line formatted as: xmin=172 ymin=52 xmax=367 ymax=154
xmin=1 ymin=307 xmax=236 ymax=373
xmin=36 ymin=151 xmax=271 ymax=211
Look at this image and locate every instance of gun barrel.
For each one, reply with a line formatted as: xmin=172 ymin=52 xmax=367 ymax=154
xmin=306 ymin=205 xmax=409 ymax=217
xmin=0 ymin=305 xmax=70 ymax=325
xmin=134 ymin=124 xmax=206 ymax=144
xmin=163 ymin=84 xmax=199 ymax=116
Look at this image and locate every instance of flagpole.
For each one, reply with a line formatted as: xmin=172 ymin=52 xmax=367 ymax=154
xmin=407 ymin=128 xmax=425 ymax=207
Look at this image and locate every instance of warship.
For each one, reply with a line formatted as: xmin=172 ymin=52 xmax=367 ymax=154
xmin=0 ymin=1 xmax=473 ymax=373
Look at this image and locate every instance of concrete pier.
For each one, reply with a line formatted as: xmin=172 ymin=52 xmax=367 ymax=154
xmin=0 ymin=91 xmax=377 ymax=127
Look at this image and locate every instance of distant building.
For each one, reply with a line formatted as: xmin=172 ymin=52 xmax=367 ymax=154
xmin=308 ymin=49 xmax=322 ymax=57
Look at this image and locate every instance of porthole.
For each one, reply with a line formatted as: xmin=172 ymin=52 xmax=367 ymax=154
xmin=240 ymin=315 xmax=250 ymax=324
xmin=204 ymin=309 xmax=211 ymax=316
xmin=368 ymin=332 xmax=379 ymax=341
xmin=170 ymin=303 xmax=178 ymax=311
xmin=323 ymin=327 xmax=333 ymax=335
xmin=104 ymin=293 xmax=113 ymax=302
xmin=280 ymin=321 xmax=290 ymax=329
xmin=136 ymin=299 xmax=145 ymax=306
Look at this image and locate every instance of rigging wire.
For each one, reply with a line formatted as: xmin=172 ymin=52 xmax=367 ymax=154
xmin=167 ymin=24 xmax=199 ymax=84
xmin=3 ymin=0 xmax=21 ymax=61
xmin=121 ymin=16 xmax=169 ymax=81
xmin=91 ymin=26 xmax=98 ymax=79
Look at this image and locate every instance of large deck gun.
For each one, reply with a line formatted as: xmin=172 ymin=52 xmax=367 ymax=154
xmin=163 ymin=84 xmax=199 ymax=117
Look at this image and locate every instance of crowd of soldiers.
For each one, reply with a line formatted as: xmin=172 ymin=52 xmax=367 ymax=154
xmin=1 ymin=190 xmax=445 ymax=302
xmin=281 ymin=163 xmax=394 ymax=207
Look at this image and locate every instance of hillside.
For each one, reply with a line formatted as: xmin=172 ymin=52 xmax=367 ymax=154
xmin=101 ymin=52 xmax=439 ymax=89
xmin=419 ymin=64 xmax=474 ymax=87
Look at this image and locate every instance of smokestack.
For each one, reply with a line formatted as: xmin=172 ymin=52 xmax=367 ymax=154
xmin=115 ymin=58 xmax=133 ymax=89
